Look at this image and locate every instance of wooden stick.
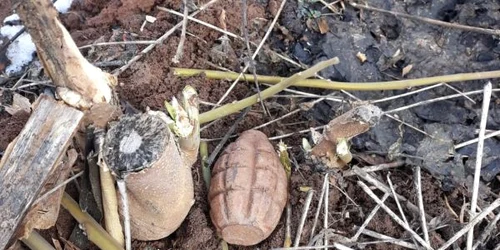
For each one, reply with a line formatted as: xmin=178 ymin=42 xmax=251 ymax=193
xmin=0 ymin=95 xmax=83 ymax=249
xmin=16 ymin=0 xmax=114 ymax=105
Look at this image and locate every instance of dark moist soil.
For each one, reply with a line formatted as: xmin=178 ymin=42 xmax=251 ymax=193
xmin=0 ymin=111 xmax=29 ymax=151
xmin=1 ymin=0 xmax=500 ymax=249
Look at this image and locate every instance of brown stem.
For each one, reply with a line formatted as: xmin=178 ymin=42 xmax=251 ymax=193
xmin=17 ymin=0 xmax=115 ymax=105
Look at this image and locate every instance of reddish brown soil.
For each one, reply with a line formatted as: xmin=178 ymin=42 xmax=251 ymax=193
xmin=0 ymin=0 xmax=12 ymax=25
xmin=0 ymin=0 xmax=488 ymax=249
xmin=0 ymin=112 xmax=29 ymax=151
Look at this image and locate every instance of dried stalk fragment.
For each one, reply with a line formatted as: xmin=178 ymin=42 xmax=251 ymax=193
xmin=310 ymin=104 xmax=382 ymax=168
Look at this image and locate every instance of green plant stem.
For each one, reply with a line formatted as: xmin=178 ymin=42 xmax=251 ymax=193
xmin=61 ymin=193 xmax=123 ymax=250
xmin=220 ymin=239 xmax=229 ymax=250
xmin=174 ymin=68 xmax=500 ymax=91
xmin=196 ymin=57 xmax=340 ymax=124
xmin=21 ymin=231 xmax=55 ymax=250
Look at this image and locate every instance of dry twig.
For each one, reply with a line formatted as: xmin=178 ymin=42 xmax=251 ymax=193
xmin=351 ymin=193 xmax=390 ymax=241
xmin=116 ymin=180 xmax=131 ymax=250
xmin=205 ymin=107 xmax=250 ymax=167
xmin=343 ymin=161 xmax=404 ymax=177
xmin=370 ymin=83 xmax=443 ymax=104
xmin=415 ymin=167 xmax=430 ymax=245
xmin=472 ymin=211 xmax=500 ymax=250
xmin=33 ymin=171 xmax=83 ymax=205
xmin=387 ymin=173 xmax=418 ymax=247
xmin=438 ymin=197 xmax=500 ymax=250
xmin=309 ymin=174 xmax=329 ymax=244
xmin=323 ymin=175 xmax=329 ymax=250
xmin=354 ymin=228 xmax=418 ymax=249
xmin=199 ymin=58 xmax=339 ymax=123
xmin=174 ymin=68 xmax=500 ymax=91
xmin=467 ymin=82 xmax=493 ymax=249
xmin=273 ymin=244 xmax=353 ymax=250
xmin=455 ymin=130 xmax=500 ymax=149
xmin=172 ymin=0 xmax=189 ymax=63
xmin=385 ymin=89 xmax=500 ymax=114
xmin=294 ymin=189 xmax=315 ymax=247
xmin=241 ymin=0 xmax=268 ymax=116
xmin=357 ymin=181 xmax=433 ymax=250
xmin=61 ymin=193 xmax=122 ymax=250
xmin=214 ymin=0 xmax=287 ymax=105
xmin=353 ymin=166 xmax=431 ymax=220
xmin=78 ymin=41 xmax=157 ymax=49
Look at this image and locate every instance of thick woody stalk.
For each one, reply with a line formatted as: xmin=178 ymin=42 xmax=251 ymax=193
xmin=17 ymin=0 xmax=115 ymax=106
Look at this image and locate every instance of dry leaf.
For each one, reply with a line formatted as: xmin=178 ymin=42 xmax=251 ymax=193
xmin=4 ymin=93 xmax=31 ymax=115
xmin=402 ymin=64 xmax=413 ymax=77
xmin=318 ymin=17 xmax=329 ymax=34
xmin=356 ymin=52 xmax=367 ymax=63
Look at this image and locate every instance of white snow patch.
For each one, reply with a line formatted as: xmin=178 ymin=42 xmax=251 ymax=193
xmin=0 ymin=0 xmax=74 ymax=75
xmin=54 ymin=0 xmax=74 ymax=13
xmin=0 ymin=25 xmax=36 ymax=74
xmin=3 ymin=14 xmax=19 ymax=24
xmin=0 ymin=25 xmax=23 ymax=39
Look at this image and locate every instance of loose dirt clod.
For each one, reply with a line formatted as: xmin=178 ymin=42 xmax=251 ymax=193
xmin=102 ymin=112 xmax=195 ymax=241
xmin=209 ymin=130 xmax=288 ymax=246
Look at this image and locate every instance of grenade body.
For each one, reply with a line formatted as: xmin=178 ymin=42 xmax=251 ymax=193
xmin=209 ymin=130 xmax=288 ymax=246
